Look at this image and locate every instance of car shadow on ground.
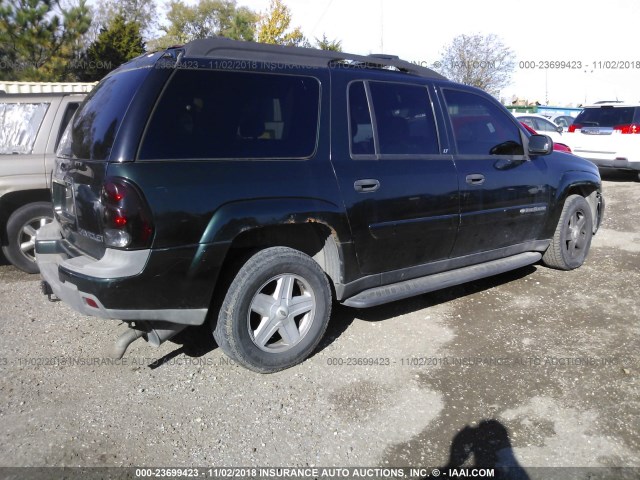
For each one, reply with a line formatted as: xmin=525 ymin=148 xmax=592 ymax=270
xmin=154 ymin=265 xmax=537 ymax=369
xmin=315 ymin=265 xmax=536 ymax=351
xmin=426 ymin=419 xmax=530 ymax=480
xmin=0 ymin=249 xmax=9 ymax=266
xmin=147 ymin=322 xmax=218 ymax=369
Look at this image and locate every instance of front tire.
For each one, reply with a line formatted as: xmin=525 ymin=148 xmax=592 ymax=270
xmin=213 ymin=247 xmax=332 ymax=373
xmin=2 ymin=202 xmax=53 ymax=274
xmin=542 ymin=195 xmax=593 ymax=270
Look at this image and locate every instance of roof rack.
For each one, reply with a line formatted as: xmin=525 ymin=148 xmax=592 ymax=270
xmin=175 ymin=37 xmax=447 ymax=81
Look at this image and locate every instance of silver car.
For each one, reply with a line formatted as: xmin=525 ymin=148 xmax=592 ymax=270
xmin=0 ymin=92 xmax=85 ymax=272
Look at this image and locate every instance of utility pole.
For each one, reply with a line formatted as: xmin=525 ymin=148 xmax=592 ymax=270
xmin=380 ymin=0 xmax=384 ymax=53
xmin=545 ymin=69 xmax=548 ymax=105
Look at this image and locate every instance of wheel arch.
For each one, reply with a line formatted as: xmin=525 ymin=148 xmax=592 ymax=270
xmin=199 ymin=198 xmax=351 ymax=288
xmin=544 ymin=171 xmax=602 ymax=237
xmin=224 ymin=222 xmax=344 ymax=286
xmin=0 ymin=189 xmax=52 ymax=245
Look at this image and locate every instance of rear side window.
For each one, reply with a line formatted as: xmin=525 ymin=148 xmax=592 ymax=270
xmin=444 ymin=89 xmax=524 ymax=156
xmin=369 ymin=82 xmax=439 ymax=155
xmin=574 ymin=107 xmax=637 ymax=127
xmin=139 ymin=69 xmax=320 ymax=160
xmin=58 ymin=67 xmax=151 ymax=160
xmin=0 ymin=102 xmax=49 ymax=154
xmin=348 ymin=81 xmax=439 ymax=157
xmin=55 ymin=102 xmax=80 ymax=150
xmin=348 ymin=82 xmax=374 ymax=155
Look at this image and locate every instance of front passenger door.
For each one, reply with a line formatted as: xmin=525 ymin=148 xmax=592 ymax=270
xmin=441 ymin=88 xmax=551 ymax=258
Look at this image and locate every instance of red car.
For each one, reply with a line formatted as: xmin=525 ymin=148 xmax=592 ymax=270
xmin=521 ymin=122 xmax=572 ymax=153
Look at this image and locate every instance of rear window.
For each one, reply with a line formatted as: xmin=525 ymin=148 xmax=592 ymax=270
xmin=0 ymin=102 xmax=49 ymax=154
xmin=57 ymin=67 xmax=151 ymax=160
xmin=575 ymin=107 xmax=638 ymax=127
xmin=139 ymin=69 xmax=320 ymax=160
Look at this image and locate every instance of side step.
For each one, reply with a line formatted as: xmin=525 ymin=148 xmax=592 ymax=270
xmin=342 ymin=252 xmax=542 ymax=308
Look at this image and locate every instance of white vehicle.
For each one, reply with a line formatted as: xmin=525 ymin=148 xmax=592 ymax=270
xmin=515 ymin=113 xmax=565 ymax=144
xmin=565 ymin=103 xmax=640 ymax=180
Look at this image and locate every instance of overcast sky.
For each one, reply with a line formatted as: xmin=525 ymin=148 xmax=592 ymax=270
xmin=237 ymin=0 xmax=640 ymax=106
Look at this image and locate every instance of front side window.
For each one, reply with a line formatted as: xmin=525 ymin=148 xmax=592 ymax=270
xmin=534 ymin=117 xmax=558 ymax=132
xmin=0 ymin=102 xmax=49 ymax=154
xmin=444 ymin=89 xmax=524 ymax=156
xmin=554 ymin=116 xmax=573 ymax=129
xmin=139 ymin=70 xmax=320 ymax=160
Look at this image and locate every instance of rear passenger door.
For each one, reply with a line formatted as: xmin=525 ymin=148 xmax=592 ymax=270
xmin=439 ymin=88 xmax=551 ymax=258
xmin=330 ymin=71 xmax=459 ymax=275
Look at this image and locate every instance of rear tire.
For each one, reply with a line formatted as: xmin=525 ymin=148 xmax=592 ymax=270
xmin=213 ymin=246 xmax=331 ymax=373
xmin=542 ymin=195 xmax=593 ymax=270
xmin=2 ymin=202 xmax=53 ymax=274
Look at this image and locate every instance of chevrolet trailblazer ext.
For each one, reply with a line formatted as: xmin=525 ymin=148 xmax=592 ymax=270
xmin=35 ymin=38 xmax=604 ymax=373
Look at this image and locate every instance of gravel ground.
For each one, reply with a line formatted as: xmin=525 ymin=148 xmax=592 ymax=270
xmin=0 ymin=173 xmax=638 ymax=478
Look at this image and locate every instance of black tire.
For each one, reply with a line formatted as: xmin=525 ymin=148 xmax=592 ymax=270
xmin=542 ymin=195 xmax=593 ymax=270
xmin=2 ymin=202 xmax=53 ymax=274
xmin=213 ymin=246 xmax=332 ymax=373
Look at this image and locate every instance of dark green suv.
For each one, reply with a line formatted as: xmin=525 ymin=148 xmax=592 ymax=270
xmin=35 ymin=38 xmax=604 ymax=372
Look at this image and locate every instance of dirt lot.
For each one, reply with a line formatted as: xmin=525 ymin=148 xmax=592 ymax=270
xmin=0 ymin=173 xmax=638 ymax=478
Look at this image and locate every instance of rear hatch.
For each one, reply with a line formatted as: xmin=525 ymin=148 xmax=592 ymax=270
xmin=52 ymin=64 xmax=157 ymax=259
xmin=568 ymin=105 xmax=640 ymax=160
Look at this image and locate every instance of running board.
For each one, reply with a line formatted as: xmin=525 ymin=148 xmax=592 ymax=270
xmin=342 ymin=252 xmax=542 ymax=308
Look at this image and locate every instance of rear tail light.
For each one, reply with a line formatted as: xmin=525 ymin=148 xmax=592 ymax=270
xmin=101 ymin=177 xmax=154 ymax=248
xmin=568 ymin=124 xmax=580 ymax=133
xmin=613 ymin=123 xmax=640 ymax=134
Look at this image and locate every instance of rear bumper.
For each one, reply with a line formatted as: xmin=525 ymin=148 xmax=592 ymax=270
xmin=35 ymin=221 xmax=217 ymax=325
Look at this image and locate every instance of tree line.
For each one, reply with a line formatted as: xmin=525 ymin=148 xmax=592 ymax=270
xmin=0 ymin=0 xmax=342 ymax=82
xmin=1 ymin=0 xmax=514 ymax=95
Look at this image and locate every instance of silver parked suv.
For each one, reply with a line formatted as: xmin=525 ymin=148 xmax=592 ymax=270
xmin=0 ymin=92 xmax=85 ymax=272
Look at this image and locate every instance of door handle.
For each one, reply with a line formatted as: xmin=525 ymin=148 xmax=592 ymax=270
xmin=354 ymin=179 xmax=380 ymax=192
xmin=465 ymin=174 xmax=485 ymax=185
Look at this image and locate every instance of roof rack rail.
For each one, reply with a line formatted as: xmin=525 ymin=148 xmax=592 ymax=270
xmin=174 ymin=37 xmax=447 ymax=81
xmin=368 ymin=54 xmax=399 ymax=60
